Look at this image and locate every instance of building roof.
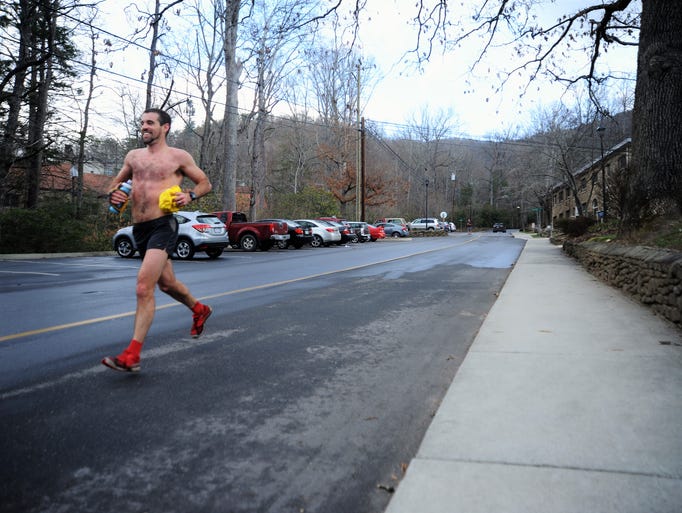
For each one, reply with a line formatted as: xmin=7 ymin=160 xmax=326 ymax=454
xmin=550 ymin=138 xmax=631 ymax=192
xmin=6 ymin=162 xmax=112 ymax=197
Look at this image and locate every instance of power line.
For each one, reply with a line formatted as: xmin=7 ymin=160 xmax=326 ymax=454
xmin=55 ymin=7 xmax=499 ymax=141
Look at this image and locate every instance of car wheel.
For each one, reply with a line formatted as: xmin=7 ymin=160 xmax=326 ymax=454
xmin=175 ymin=238 xmax=195 ymax=260
xmin=277 ymin=240 xmax=289 ymax=249
xmin=115 ymin=236 xmax=135 ymax=258
xmin=391 ymin=232 xmax=400 ymax=238
xmin=206 ymin=248 xmax=223 ymax=259
xmin=311 ymin=235 xmax=323 ymax=248
xmin=240 ymin=233 xmax=258 ymax=251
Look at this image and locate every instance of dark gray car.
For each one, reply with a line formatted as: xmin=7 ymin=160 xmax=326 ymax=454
xmin=376 ymin=222 xmax=409 ymax=238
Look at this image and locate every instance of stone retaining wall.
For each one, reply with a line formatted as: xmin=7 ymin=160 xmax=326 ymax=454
xmin=563 ymin=240 xmax=682 ymax=327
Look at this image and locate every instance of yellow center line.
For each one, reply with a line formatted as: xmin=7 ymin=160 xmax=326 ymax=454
xmin=0 ymin=237 xmax=480 ymax=343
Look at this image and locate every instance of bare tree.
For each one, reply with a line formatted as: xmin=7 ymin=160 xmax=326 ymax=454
xmin=409 ymin=1 xmax=682 ymax=229
xmin=71 ymin=17 xmax=100 ymax=217
xmin=529 ymin=99 xmax=603 ymax=217
xmin=219 ymin=0 xmax=242 ymax=211
xmin=401 ymin=108 xmax=459 ymax=218
xmin=126 ymin=0 xmax=185 ymax=110
xmin=173 ymin=0 xmax=227 ymax=191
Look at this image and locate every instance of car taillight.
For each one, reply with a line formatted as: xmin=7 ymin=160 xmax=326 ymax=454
xmin=325 ymin=228 xmax=334 ymax=233
xmin=192 ymin=223 xmax=212 ymax=233
xmin=294 ymin=227 xmax=303 ymax=235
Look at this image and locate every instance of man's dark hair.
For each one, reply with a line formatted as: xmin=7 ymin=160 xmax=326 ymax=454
xmin=143 ymin=108 xmax=171 ymax=128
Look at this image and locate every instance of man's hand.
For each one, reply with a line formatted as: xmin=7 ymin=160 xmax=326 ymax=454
xmin=109 ymin=188 xmax=128 ymax=206
xmin=173 ymin=190 xmax=192 ymax=207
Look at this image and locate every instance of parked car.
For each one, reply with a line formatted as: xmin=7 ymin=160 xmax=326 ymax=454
xmin=493 ymin=222 xmax=507 ymax=233
xmin=409 ymin=217 xmax=442 ymax=230
xmin=295 ymin=219 xmax=342 ymax=247
xmin=439 ymin=221 xmax=456 ymax=232
xmin=366 ymin=224 xmax=385 ymax=241
xmin=318 ymin=218 xmax=357 ymax=244
xmin=113 ymin=211 xmax=229 ymax=260
xmin=347 ymin=221 xmax=372 ymax=242
xmin=257 ymin=219 xmax=313 ymax=249
xmin=376 ymin=222 xmax=409 ymax=238
xmin=375 ymin=217 xmax=409 ymax=231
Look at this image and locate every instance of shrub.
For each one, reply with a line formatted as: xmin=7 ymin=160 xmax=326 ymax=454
xmin=554 ymin=216 xmax=595 ymax=237
xmin=0 ymin=199 xmax=120 ymax=253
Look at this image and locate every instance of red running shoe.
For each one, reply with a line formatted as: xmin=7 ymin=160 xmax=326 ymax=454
xmin=191 ymin=304 xmax=212 ymax=338
xmin=102 ymin=349 xmax=140 ymax=373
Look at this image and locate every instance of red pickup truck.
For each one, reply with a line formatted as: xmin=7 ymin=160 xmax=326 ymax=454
xmin=213 ymin=211 xmax=289 ymax=251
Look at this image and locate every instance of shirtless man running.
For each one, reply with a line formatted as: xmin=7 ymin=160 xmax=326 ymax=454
xmin=102 ymin=108 xmax=213 ymax=372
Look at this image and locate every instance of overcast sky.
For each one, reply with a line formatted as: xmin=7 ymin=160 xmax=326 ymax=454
xmin=355 ymin=0 xmax=639 ymax=138
xmin=93 ymin=0 xmax=639 ymax=140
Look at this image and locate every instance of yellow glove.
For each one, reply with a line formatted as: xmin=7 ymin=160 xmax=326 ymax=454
xmin=158 ymin=185 xmax=182 ymax=213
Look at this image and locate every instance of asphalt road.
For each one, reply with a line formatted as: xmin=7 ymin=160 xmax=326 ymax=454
xmin=0 ymin=233 xmax=525 ymax=513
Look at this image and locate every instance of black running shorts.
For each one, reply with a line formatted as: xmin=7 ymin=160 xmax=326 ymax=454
xmin=133 ymin=215 xmax=178 ymax=258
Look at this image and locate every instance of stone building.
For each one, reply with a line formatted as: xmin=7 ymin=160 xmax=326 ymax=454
xmin=550 ymin=138 xmax=631 ymax=224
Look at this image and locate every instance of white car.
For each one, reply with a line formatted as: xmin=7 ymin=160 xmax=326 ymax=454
xmin=295 ymin=219 xmax=342 ymax=247
xmin=408 ymin=218 xmax=443 ymax=230
xmin=113 ymin=211 xmax=229 ymax=260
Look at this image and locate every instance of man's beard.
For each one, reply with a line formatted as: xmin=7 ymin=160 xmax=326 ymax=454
xmin=142 ymin=131 xmax=158 ymax=146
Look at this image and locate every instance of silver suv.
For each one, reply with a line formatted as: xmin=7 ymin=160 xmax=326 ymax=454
xmin=113 ymin=211 xmax=229 ymax=260
xmin=408 ymin=217 xmax=442 ymax=230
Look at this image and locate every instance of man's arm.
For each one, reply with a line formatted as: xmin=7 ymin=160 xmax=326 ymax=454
xmin=176 ymin=150 xmax=212 ymax=205
xmin=108 ymin=155 xmax=133 ymax=205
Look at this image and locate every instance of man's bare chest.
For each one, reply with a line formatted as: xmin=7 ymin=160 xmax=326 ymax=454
xmin=131 ymin=154 xmax=181 ymax=180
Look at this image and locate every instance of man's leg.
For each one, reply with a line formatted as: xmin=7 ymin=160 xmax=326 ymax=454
xmin=158 ymin=258 xmax=212 ymax=338
xmin=132 ymin=248 xmax=172 ymax=343
xmin=102 ymin=248 xmax=168 ymax=372
xmin=157 ymin=257 xmax=196 ymax=308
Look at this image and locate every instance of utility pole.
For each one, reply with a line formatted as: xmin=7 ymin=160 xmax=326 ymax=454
xmin=360 ymin=117 xmax=366 ymax=221
xmin=355 ymin=61 xmax=362 ymax=222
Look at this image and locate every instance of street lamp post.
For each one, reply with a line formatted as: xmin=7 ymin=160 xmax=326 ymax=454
xmin=451 ymin=172 xmax=456 ymax=215
xmin=597 ymin=126 xmax=607 ymax=222
xmin=424 ymin=177 xmax=429 ymax=228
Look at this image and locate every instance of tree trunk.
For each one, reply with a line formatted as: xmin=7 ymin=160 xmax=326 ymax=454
xmin=74 ymin=28 xmax=98 ymax=217
xmin=221 ymin=0 xmax=240 ymax=211
xmin=26 ymin=3 xmax=55 ymax=208
xmin=629 ymin=0 xmax=682 ymax=224
xmin=145 ymin=0 xmax=161 ymax=110
xmin=0 ymin=0 xmax=32 ymax=206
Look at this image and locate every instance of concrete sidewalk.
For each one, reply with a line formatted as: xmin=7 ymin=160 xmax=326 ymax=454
xmin=385 ymin=235 xmax=682 ymax=513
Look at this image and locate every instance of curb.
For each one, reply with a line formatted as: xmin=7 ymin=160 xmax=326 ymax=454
xmin=0 ymin=251 xmax=114 ymax=260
